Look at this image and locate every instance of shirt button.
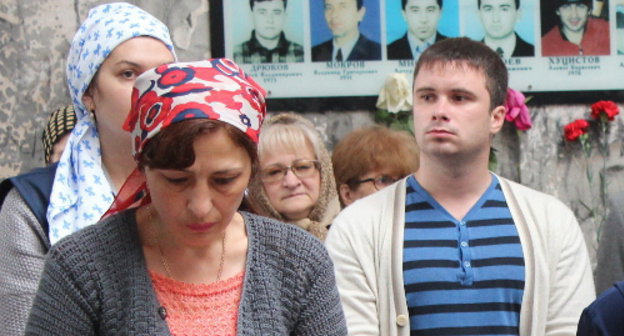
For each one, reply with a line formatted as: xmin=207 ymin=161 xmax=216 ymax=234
xmin=464 ymin=261 xmax=471 ymax=268
xmin=158 ymin=306 xmax=167 ymax=320
xmin=396 ymin=314 xmax=409 ymax=327
xmin=460 ymin=241 xmax=468 ymax=247
xmin=460 ymin=221 xmax=466 ymax=226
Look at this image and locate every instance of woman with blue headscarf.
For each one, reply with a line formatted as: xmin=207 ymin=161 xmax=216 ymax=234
xmin=0 ymin=3 xmax=175 ymax=334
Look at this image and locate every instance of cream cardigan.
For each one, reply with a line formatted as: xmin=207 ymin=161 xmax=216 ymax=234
xmin=326 ymin=176 xmax=595 ymax=336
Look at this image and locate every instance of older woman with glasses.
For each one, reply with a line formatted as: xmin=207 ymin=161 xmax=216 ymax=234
xmin=332 ymin=125 xmax=419 ymax=207
xmin=247 ymin=113 xmax=340 ymax=241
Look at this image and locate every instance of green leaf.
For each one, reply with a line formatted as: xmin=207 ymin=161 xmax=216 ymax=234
xmin=374 ymin=109 xmax=390 ymax=124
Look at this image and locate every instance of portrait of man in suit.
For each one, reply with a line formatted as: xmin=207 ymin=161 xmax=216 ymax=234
xmin=312 ymin=0 xmax=382 ymax=62
xmin=387 ymin=0 xmax=447 ymax=60
xmin=478 ymin=0 xmax=534 ymax=57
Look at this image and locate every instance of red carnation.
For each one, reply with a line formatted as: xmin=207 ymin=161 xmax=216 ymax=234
xmin=564 ymin=119 xmax=590 ymax=141
xmin=590 ymin=100 xmax=619 ymax=122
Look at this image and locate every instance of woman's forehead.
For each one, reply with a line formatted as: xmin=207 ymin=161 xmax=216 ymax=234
xmin=260 ymin=142 xmax=315 ymax=162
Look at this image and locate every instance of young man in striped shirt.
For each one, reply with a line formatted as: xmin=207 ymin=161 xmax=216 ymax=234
xmin=326 ymin=37 xmax=595 ymax=335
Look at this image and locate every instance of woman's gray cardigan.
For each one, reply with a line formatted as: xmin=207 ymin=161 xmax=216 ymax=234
xmin=25 ymin=210 xmax=347 ymax=335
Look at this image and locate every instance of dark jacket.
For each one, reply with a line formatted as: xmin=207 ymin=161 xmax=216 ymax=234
xmin=312 ymin=34 xmax=381 ymax=62
xmin=481 ymin=33 xmax=534 ymax=58
xmin=510 ymin=33 xmax=534 ymax=57
xmin=0 ymin=164 xmax=57 ymax=235
xmin=387 ymin=32 xmax=447 ymax=60
xmin=577 ymin=281 xmax=624 ymax=336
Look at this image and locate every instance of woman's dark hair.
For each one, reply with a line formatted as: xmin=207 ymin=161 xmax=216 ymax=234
xmin=139 ymin=119 xmax=258 ymax=172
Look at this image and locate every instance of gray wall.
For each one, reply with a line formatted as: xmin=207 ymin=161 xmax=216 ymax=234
xmin=2 ymin=0 xmax=623 ymax=267
xmin=0 ymin=0 xmax=210 ymax=174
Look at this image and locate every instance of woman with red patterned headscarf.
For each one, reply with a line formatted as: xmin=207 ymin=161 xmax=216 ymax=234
xmin=26 ymin=59 xmax=346 ymax=336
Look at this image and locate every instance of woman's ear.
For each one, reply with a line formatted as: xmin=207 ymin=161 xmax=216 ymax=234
xmin=339 ymin=183 xmax=355 ymax=207
xmin=82 ymin=92 xmax=95 ymax=112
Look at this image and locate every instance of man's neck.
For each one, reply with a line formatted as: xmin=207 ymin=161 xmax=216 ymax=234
xmin=562 ymin=27 xmax=585 ymax=45
xmin=334 ymin=30 xmax=359 ymax=47
xmin=255 ymin=32 xmax=280 ymax=50
xmin=414 ymin=153 xmax=492 ymax=220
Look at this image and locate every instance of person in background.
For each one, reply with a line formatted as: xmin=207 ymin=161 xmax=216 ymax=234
xmin=478 ymin=0 xmax=534 ymax=57
xmin=541 ymin=0 xmax=609 ymax=56
xmin=577 ymin=281 xmax=624 ymax=335
xmin=246 ymin=113 xmax=340 ymax=240
xmin=0 ymin=3 xmax=175 ymax=335
xmin=41 ymin=105 xmax=77 ymax=165
xmin=387 ymin=0 xmax=447 ymax=60
xmin=233 ymin=0 xmax=304 ymax=64
xmin=325 ymin=37 xmax=595 ymax=335
xmin=332 ymin=125 xmax=419 ymax=207
xmin=25 ymin=58 xmax=347 ymax=335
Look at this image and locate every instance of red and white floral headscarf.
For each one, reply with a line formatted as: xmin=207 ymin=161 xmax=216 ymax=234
xmin=103 ymin=58 xmax=266 ymax=217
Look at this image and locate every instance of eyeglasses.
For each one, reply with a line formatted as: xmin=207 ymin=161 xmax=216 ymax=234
xmin=260 ymin=159 xmax=320 ymax=183
xmin=351 ymin=175 xmax=398 ymax=191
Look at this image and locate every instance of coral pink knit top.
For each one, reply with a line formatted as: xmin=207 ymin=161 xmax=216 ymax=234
xmin=149 ymin=270 xmax=244 ymax=336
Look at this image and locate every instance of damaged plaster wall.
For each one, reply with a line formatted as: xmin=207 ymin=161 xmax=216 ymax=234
xmin=0 ymin=0 xmax=210 ymax=175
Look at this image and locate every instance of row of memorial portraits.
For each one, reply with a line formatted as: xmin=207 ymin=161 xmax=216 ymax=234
xmin=227 ymin=0 xmax=624 ymax=64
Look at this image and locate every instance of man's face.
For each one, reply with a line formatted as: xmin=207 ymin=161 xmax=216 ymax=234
xmin=402 ymin=0 xmax=442 ymax=41
xmin=557 ymin=3 xmax=590 ymax=34
xmin=252 ymin=0 xmax=286 ymax=41
xmin=324 ymin=0 xmax=365 ymax=39
xmin=479 ymin=0 xmax=520 ymax=40
xmin=412 ymin=62 xmax=505 ymax=160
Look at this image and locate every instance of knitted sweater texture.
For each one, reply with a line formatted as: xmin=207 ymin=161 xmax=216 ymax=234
xmin=0 ymin=189 xmax=49 ymax=336
xmin=150 ymin=270 xmax=244 ymax=335
xmin=25 ymin=210 xmax=347 ymax=335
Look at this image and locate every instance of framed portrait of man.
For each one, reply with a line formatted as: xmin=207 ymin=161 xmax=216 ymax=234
xmin=230 ymin=0 xmax=306 ymax=64
xmin=310 ymin=0 xmax=383 ymax=62
xmin=540 ymin=0 xmax=610 ymax=56
xmin=385 ymin=0 xmax=460 ymax=60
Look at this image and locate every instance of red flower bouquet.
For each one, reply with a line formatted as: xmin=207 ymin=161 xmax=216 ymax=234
xmin=563 ymin=100 xmax=620 ymax=244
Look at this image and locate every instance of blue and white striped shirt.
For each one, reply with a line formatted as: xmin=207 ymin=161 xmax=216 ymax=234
xmin=403 ymin=175 xmax=525 ymax=335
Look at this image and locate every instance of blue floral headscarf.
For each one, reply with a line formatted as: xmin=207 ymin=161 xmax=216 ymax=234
xmin=47 ymin=2 xmax=176 ymax=244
